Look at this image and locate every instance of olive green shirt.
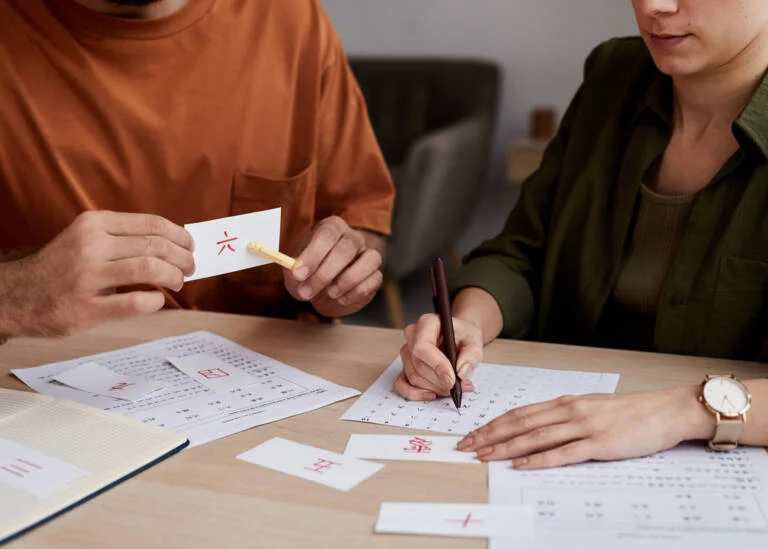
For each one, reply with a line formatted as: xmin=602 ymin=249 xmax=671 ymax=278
xmin=452 ymin=37 xmax=768 ymax=361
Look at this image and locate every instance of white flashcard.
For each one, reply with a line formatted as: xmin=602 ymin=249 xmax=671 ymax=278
xmin=166 ymin=354 xmax=258 ymax=394
xmin=0 ymin=437 xmax=90 ymax=498
xmin=53 ymin=362 xmax=165 ymax=402
xmin=237 ymin=437 xmax=384 ymax=492
xmin=184 ymin=208 xmax=282 ymax=281
xmin=375 ymin=503 xmax=534 ymax=539
xmin=344 ymin=435 xmax=480 ymax=463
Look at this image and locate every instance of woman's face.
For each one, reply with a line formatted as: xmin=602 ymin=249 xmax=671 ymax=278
xmin=632 ymin=0 xmax=768 ymax=77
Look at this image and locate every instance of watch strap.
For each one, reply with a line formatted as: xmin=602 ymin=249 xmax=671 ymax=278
xmin=709 ymin=416 xmax=744 ymax=451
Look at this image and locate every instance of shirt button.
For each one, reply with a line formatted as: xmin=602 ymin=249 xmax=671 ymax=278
xmin=669 ymin=292 xmax=685 ymax=307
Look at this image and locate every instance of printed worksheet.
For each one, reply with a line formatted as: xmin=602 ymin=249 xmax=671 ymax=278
xmin=342 ymin=359 xmax=619 ymax=435
xmin=12 ymin=332 xmax=359 ymax=447
xmin=489 ymin=444 xmax=768 ymax=549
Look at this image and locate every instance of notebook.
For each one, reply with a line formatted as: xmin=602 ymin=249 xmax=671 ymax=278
xmin=0 ymin=388 xmax=188 ymax=543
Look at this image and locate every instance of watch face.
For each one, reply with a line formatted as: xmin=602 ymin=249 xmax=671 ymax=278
xmin=703 ymin=377 xmax=750 ymax=416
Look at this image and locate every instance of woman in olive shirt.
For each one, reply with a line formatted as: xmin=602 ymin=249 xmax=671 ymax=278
xmin=395 ymin=0 xmax=768 ymax=468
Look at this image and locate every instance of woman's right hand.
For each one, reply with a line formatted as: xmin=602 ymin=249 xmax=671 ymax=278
xmin=394 ymin=314 xmax=484 ymax=401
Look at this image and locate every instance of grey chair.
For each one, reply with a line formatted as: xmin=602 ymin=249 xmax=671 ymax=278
xmin=348 ymin=58 xmax=501 ymax=327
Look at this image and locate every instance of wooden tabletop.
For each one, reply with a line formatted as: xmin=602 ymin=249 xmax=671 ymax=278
xmin=1 ymin=310 xmax=765 ymax=549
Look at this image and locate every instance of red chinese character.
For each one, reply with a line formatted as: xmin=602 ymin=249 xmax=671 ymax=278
xmin=445 ymin=513 xmax=484 ymax=529
xmin=109 ymin=382 xmax=135 ymax=391
xmin=197 ymin=368 xmax=230 ymax=379
xmin=305 ymin=458 xmax=341 ymax=474
xmin=216 ymin=231 xmax=238 ymax=255
xmin=1 ymin=458 xmax=43 ymax=478
xmin=403 ymin=437 xmax=433 ymax=454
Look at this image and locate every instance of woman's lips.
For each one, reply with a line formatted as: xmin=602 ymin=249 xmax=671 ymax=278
xmin=649 ymin=33 xmax=692 ymax=50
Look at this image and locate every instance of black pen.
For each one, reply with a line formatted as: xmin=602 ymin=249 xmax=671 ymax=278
xmin=430 ymin=258 xmax=462 ymax=414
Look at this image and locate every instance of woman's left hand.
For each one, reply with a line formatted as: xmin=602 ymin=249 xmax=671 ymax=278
xmin=457 ymin=385 xmax=714 ymax=470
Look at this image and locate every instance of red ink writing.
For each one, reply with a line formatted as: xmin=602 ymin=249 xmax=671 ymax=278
xmin=403 ymin=437 xmax=433 ymax=454
xmin=198 ymin=368 xmax=230 ymax=380
xmin=109 ymin=382 xmax=135 ymax=391
xmin=446 ymin=513 xmax=484 ymax=529
xmin=305 ymin=458 xmax=341 ymax=474
xmin=1 ymin=458 xmax=43 ymax=479
xmin=217 ymin=231 xmax=239 ymax=256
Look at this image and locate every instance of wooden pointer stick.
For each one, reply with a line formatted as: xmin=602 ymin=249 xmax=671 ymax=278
xmin=247 ymin=241 xmax=297 ymax=271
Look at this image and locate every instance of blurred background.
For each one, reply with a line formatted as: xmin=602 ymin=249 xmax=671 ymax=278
xmin=320 ymin=1 xmax=639 ymax=328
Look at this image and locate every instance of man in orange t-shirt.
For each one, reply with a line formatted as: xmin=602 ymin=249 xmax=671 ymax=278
xmin=0 ymin=0 xmax=395 ymax=336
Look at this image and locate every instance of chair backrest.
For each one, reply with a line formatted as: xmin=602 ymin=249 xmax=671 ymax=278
xmin=348 ymin=58 xmax=502 ymax=279
xmin=348 ymin=58 xmax=501 ymax=167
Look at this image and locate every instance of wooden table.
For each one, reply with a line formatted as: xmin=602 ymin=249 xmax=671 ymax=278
xmin=1 ymin=310 xmax=765 ymax=549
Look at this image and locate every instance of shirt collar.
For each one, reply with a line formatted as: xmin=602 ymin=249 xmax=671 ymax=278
xmin=632 ymin=70 xmax=673 ymax=126
xmin=735 ymin=69 xmax=768 ymax=159
xmin=634 ymin=66 xmax=768 ymax=160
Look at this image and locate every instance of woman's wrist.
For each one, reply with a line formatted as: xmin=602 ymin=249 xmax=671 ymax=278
xmin=674 ymin=384 xmax=717 ymax=442
xmin=452 ymin=288 xmax=503 ymax=345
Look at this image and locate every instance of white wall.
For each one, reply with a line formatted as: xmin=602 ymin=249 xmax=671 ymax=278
xmin=321 ymin=0 xmax=638 ymax=185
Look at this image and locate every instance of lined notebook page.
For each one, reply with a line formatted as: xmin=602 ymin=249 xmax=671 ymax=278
xmin=0 ymin=389 xmax=187 ymax=542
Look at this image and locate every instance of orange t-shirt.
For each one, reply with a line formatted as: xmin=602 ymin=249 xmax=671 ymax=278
xmin=0 ymin=0 xmax=394 ymax=318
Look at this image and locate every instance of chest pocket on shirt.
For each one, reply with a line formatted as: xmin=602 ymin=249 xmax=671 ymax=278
xmin=229 ymin=165 xmax=316 ymax=285
xmin=706 ymin=256 xmax=768 ymax=360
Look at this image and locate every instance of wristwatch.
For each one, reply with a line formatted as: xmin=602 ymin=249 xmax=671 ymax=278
xmin=699 ymin=374 xmax=751 ymax=451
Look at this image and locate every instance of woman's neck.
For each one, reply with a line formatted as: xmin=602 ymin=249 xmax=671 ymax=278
xmin=672 ymin=35 xmax=768 ymax=133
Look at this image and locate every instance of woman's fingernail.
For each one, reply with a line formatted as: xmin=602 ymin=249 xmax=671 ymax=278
xmin=512 ymin=457 xmax=529 ymax=469
xmin=338 ymin=295 xmax=350 ymax=306
xmin=327 ymin=285 xmax=340 ymax=299
xmin=294 ymin=266 xmax=310 ymax=281
xmin=476 ymin=446 xmax=494 ymax=459
xmin=458 ymin=436 xmax=474 ymax=450
xmin=458 ymin=362 xmax=471 ymax=379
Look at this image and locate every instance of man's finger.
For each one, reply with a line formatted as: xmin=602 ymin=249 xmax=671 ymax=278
xmin=100 ymin=212 xmax=194 ymax=251
xmin=293 ymin=217 xmax=348 ymax=282
xmin=93 ymin=290 xmax=166 ymax=323
xmin=296 ymin=232 xmax=363 ymax=300
xmin=327 ymin=249 xmax=383 ymax=300
xmin=336 ymin=270 xmax=383 ymax=307
xmin=100 ymin=257 xmax=185 ymax=292
xmin=108 ymin=235 xmax=196 ymax=276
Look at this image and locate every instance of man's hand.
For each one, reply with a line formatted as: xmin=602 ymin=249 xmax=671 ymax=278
xmin=393 ymin=314 xmax=482 ymax=401
xmin=284 ymin=216 xmax=384 ymax=318
xmin=0 ymin=211 xmax=195 ymax=337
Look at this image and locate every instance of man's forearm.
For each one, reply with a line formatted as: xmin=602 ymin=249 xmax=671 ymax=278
xmin=0 ymin=258 xmax=27 ymax=337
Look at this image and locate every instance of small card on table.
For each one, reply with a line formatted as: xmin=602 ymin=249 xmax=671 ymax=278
xmin=237 ymin=437 xmax=384 ymax=492
xmin=344 ymin=434 xmax=480 ymax=463
xmin=166 ymin=354 xmax=257 ymax=394
xmin=53 ymin=362 xmax=165 ymax=402
xmin=184 ymin=208 xmax=281 ymax=281
xmin=375 ymin=502 xmax=534 ymax=539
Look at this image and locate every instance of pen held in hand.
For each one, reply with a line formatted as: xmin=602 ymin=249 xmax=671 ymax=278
xmin=430 ymin=258 xmax=462 ymax=414
xmin=247 ymin=241 xmax=297 ymax=271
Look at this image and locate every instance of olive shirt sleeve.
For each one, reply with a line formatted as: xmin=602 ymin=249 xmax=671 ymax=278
xmin=449 ymin=54 xmax=596 ymax=338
